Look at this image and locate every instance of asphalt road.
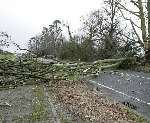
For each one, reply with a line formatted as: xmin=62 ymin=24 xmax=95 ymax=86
xmin=0 ymin=85 xmax=81 ymax=123
xmin=0 ymin=85 xmax=55 ymax=123
xmin=90 ymin=70 xmax=150 ymax=119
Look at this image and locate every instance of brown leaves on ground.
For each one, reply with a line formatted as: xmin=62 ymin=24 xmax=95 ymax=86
xmin=50 ymin=80 xmax=145 ymax=123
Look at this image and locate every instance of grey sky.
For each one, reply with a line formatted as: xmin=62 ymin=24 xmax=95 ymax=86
xmin=0 ymin=0 xmax=103 ymax=52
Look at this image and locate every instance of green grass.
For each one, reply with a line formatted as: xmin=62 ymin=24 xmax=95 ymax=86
xmin=31 ymin=86 xmax=48 ymax=122
xmin=121 ymin=108 xmax=150 ymax=123
xmin=60 ymin=118 xmax=70 ymax=123
xmin=0 ymin=53 xmax=16 ymax=61
xmin=11 ymin=86 xmax=49 ymax=123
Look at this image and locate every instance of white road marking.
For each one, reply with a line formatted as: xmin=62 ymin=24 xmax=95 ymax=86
xmin=89 ymin=80 xmax=150 ymax=106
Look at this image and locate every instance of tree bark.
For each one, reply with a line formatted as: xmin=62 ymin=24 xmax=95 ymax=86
xmin=145 ymin=0 xmax=150 ymax=62
xmin=137 ymin=0 xmax=150 ymax=62
xmin=138 ymin=0 xmax=147 ymax=44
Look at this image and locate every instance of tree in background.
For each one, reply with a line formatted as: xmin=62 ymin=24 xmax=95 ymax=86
xmin=28 ymin=0 xmax=142 ymax=62
xmin=29 ymin=20 xmax=65 ymax=58
xmin=0 ymin=32 xmax=10 ymax=50
xmin=28 ymin=36 xmax=41 ymax=56
xmin=80 ymin=0 xmax=136 ymax=59
xmin=117 ymin=0 xmax=150 ymax=62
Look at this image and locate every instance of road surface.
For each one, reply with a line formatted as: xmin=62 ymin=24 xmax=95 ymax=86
xmin=90 ymin=70 xmax=150 ymax=119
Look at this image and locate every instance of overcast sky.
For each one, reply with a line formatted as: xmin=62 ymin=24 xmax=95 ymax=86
xmin=0 ymin=0 xmax=103 ymax=52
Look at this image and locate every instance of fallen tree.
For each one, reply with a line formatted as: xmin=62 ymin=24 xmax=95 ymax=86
xmin=0 ymin=56 xmax=137 ymax=88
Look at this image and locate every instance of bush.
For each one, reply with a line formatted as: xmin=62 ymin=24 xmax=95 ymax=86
xmin=117 ymin=58 xmax=137 ymax=69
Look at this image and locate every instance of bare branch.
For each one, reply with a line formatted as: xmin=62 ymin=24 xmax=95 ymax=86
xmin=130 ymin=20 xmax=144 ymax=47
xmin=12 ymin=42 xmax=33 ymax=53
xmin=130 ymin=0 xmax=139 ymax=8
xmin=118 ymin=2 xmax=140 ymax=17
xmin=119 ymin=8 xmax=141 ymax=29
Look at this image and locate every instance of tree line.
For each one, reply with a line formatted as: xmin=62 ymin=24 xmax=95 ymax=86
xmin=27 ymin=0 xmax=150 ymax=62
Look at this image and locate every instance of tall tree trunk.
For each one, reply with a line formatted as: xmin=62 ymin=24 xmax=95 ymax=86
xmin=138 ymin=0 xmax=147 ymax=44
xmin=146 ymin=0 xmax=150 ymax=62
xmin=138 ymin=0 xmax=149 ymax=62
xmin=105 ymin=0 xmax=116 ymax=50
xmin=148 ymin=0 xmax=150 ymax=37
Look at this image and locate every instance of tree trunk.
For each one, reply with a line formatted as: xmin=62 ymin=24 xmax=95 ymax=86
xmin=138 ymin=0 xmax=147 ymax=44
xmin=67 ymin=25 xmax=73 ymax=41
xmin=138 ymin=0 xmax=149 ymax=62
xmin=146 ymin=0 xmax=150 ymax=62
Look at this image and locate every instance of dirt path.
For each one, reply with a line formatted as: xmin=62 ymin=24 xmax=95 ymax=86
xmin=0 ymin=85 xmax=57 ymax=123
xmin=0 ymin=84 xmax=81 ymax=123
xmin=0 ymin=85 xmax=35 ymax=122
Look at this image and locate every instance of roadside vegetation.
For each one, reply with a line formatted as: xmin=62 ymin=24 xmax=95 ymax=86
xmin=0 ymin=51 xmax=15 ymax=61
xmin=0 ymin=52 xmax=149 ymax=122
xmin=0 ymin=0 xmax=150 ymax=122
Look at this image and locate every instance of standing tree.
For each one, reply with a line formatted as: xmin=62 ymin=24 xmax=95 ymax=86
xmin=0 ymin=32 xmax=10 ymax=50
xmin=29 ymin=20 xmax=64 ymax=58
xmin=117 ymin=0 xmax=150 ymax=62
xmin=28 ymin=35 xmax=41 ymax=56
xmin=81 ymin=0 xmax=126 ymax=59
